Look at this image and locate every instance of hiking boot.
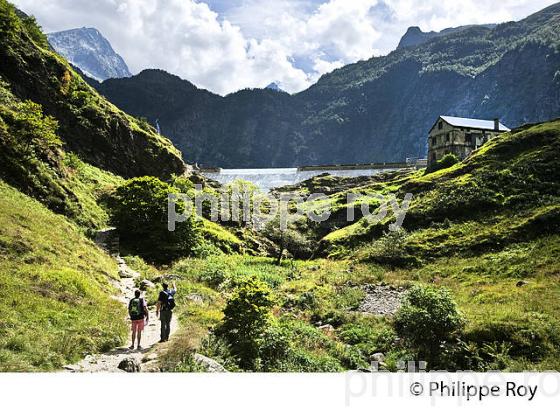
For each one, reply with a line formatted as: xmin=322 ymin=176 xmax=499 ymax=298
xmin=128 ymin=345 xmax=135 ymax=350
xmin=137 ymin=345 xmax=142 ymax=350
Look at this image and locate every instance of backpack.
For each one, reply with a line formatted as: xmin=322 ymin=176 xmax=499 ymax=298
xmin=128 ymin=298 xmax=145 ymax=320
xmin=162 ymin=290 xmax=176 ymax=311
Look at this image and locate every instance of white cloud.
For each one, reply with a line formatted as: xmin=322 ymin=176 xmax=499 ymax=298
xmin=11 ymin=0 xmax=559 ymax=94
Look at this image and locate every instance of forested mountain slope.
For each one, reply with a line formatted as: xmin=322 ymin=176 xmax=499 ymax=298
xmin=95 ymin=3 xmax=560 ymax=167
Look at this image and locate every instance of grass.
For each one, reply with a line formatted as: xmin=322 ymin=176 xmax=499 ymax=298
xmin=62 ymin=153 xmax=124 ymax=229
xmin=148 ymin=230 xmax=560 ymax=372
xmin=0 ymin=181 xmax=126 ymax=371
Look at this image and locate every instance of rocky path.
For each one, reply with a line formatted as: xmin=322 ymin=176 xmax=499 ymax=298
xmin=64 ymin=257 xmax=178 ymax=372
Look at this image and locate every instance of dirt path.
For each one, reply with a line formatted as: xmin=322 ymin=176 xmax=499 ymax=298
xmin=64 ymin=257 xmax=178 ymax=372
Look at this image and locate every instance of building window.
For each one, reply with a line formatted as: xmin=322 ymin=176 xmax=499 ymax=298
xmin=446 ymin=133 xmax=451 ymax=142
xmin=438 ymin=121 xmax=443 ymax=130
xmin=465 ymin=134 xmax=472 ymax=144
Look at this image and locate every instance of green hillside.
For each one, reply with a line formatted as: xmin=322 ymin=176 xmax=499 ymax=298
xmin=0 ymin=0 xmax=186 ymax=178
xmin=319 ymin=119 xmax=560 ymax=256
xmin=0 ymin=181 xmax=126 ymax=371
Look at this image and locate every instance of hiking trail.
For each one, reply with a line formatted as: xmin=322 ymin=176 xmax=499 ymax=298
xmin=64 ymin=257 xmax=178 ymax=372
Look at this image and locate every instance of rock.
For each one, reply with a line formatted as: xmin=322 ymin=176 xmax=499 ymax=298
xmin=140 ymin=279 xmax=155 ymax=289
xmin=152 ymin=274 xmax=181 ymax=283
xmin=118 ymin=265 xmax=138 ymax=279
xmin=516 ymin=280 xmax=529 ymax=287
xmin=370 ymin=352 xmax=386 ymax=363
xmin=193 ymin=354 xmax=227 ymax=372
xmin=117 ymin=357 xmax=141 ymax=372
xmin=318 ymin=324 xmax=335 ymax=335
xmin=186 ymin=293 xmax=204 ymax=304
xmin=142 ymin=353 xmax=158 ymax=363
xmin=357 ymin=284 xmax=405 ymax=316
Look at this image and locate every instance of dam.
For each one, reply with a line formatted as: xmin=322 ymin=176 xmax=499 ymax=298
xmin=200 ymin=162 xmax=421 ymax=192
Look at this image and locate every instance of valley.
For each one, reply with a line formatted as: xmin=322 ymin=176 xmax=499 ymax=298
xmin=0 ymin=0 xmax=559 ymax=374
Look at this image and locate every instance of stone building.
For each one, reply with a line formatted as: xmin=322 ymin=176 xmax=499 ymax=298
xmin=427 ymin=115 xmax=510 ymax=166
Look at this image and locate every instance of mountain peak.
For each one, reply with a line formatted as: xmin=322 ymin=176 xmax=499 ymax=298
xmin=265 ymin=82 xmax=285 ymax=92
xmin=397 ymin=24 xmax=496 ymax=50
xmin=47 ymin=27 xmax=131 ymax=81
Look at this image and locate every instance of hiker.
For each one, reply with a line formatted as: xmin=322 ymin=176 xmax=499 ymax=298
xmin=156 ymin=281 xmax=176 ymax=342
xmin=128 ymin=289 xmax=149 ymax=350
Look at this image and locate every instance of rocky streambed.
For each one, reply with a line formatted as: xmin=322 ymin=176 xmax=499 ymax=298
xmin=355 ymin=284 xmax=407 ymax=316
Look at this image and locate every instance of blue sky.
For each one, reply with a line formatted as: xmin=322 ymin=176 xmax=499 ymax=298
xmin=13 ymin=0 xmax=559 ymax=94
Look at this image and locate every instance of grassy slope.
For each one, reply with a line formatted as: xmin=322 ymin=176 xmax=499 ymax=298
xmin=146 ymin=241 xmax=560 ymax=372
xmin=322 ymin=119 xmax=560 ymax=255
xmin=0 ymin=181 xmax=126 ymax=371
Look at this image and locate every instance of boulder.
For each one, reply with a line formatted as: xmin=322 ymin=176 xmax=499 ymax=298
xmin=193 ymin=354 xmax=227 ymax=372
xmin=118 ymin=265 xmax=139 ymax=279
xmin=186 ymin=293 xmax=204 ymax=304
xmin=140 ymin=279 xmax=156 ymax=289
xmin=318 ymin=324 xmax=335 ymax=335
xmin=142 ymin=353 xmax=158 ymax=363
xmin=370 ymin=352 xmax=386 ymax=363
xmin=118 ymin=357 xmax=141 ymax=372
xmin=152 ymin=274 xmax=181 ymax=283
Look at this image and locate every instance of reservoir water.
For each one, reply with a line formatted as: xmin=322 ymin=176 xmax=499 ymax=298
xmin=201 ymin=166 xmax=408 ymax=192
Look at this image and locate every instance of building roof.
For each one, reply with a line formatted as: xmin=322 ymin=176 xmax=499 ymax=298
xmin=439 ymin=115 xmax=511 ymax=132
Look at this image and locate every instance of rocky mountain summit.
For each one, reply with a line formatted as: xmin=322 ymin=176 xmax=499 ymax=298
xmin=48 ymin=27 xmax=132 ymax=81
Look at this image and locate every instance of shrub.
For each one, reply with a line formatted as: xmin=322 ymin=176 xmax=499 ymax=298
xmin=21 ymin=16 xmax=49 ymax=49
xmin=358 ymin=229 xmax=419 ymax=267
xmin=338 ymin=321 xmax=396 ymax=357
xmin=425 ymin=153 xmax=459 ymax=174
xmin=262 ymin=218 xmax=315 ymax=264
xmin=3 ymin=100 xmax=61 ymax=157
xmin=217 ymin=276 xmax=274 ymax=369
xmin=109 ymin=176 xmax=202 ymax=263
xmin=394 ymin=285 xmax=464 ymax=366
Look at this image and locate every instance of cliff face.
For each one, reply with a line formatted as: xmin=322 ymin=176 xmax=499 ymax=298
xmin=47 ymin=27 xmax=132 ymax=81
xmin=94 ymin=3 xmax=560 ymax=168
xmin=0 ymin=1 xmax=186 ymax=179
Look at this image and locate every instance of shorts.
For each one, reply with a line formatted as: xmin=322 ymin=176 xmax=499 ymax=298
xmin=131 ymin=319 xmax=145 ymax=332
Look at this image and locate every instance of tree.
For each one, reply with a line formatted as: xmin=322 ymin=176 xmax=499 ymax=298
xmin=8 ymin=100 xmax=60 ymax=156
xmin=394 ymin=285 xmax=464 ymax=366
xmin=109 ymin=176 xmax=201 ymax=263
xmin=225 ymin=179 xmax=259 ymax=227
xmin=262 ymin=217 xmax=313 ymax=265
xmin=217 ymin=276 xmax=274 ymax=368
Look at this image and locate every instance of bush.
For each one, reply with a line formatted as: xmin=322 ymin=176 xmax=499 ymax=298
xmin=21 ymin=16 xmax=49 ymax=49
xmin=109 ymin=176 xmax=202 ymax=263
xmin=262 ymin=218 xmax=315 ymax=264
xmin=2 ymin=100 xmax=61 ymax=157
xmin=425 ymin=153 xmax=459 ymax=174
xmin=358 ymin=229 xmax=419 ymax=267
xmin=217 ymin=276 xmax=274 ymax=369
xmin=394 ymin=285 xmax=464 ymax=366
xmin=338 ymin=321 xmax=396 ymax=357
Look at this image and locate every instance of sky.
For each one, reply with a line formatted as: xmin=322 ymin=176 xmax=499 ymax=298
xmin=12 ymin=0 xmax=559 ymax=95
